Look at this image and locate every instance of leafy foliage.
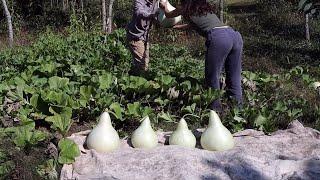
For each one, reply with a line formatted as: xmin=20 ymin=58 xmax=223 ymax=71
xmin=36 ymin=159 xmax=58 ymax=180
xmin=0 ymin=151 xmax=15 ymax=178
xmin=58 ymin=138 xmax=80 ymax=164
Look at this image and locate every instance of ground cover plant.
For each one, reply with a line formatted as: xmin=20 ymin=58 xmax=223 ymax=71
xmin=0 ymin=24 xmax=320 ymax=178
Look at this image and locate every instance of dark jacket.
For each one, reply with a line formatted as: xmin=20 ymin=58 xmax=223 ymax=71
xmin=127 ymin=0 xmax=159 ymax=41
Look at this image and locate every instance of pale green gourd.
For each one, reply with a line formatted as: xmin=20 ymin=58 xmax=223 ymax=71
xmin=86 ymin=112 xmax=120 ymax=153
xmin=157 ymin=0 xmax=182 ymax=28
xmin=169 ymin=118 xmax=196 ymax=148
xmin=200 ymin=110 xmax=235 ymax=151
xmin=312 ymin=82 xmax=320 ymax=89
xmin=131 ymin=116 xmax=158 ymax=149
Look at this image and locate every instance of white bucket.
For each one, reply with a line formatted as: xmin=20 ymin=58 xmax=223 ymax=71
xmin=157 ymin=0 xmax=182 ymax=28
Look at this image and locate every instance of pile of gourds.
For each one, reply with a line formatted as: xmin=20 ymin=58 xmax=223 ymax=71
xmin=86 ymin=0 xmax=236 ymax=153
xmin=86 ymin=110 xmax=235 ymax=153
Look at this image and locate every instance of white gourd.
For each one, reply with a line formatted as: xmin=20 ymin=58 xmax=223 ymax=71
xmin=131 ymin=116 xmax=158 ymax=149
xmin=200 ymin=110 xmax=235 ymax=151
xmin=312 ymin=82 xmax=320 ymax=90
xmin=86 ymin=112 xmax=120 ymax=153
xmin=157 ymin=0 xmax=182 ymax=28
xmin=169 ymin=118 xmax=196 ymax=148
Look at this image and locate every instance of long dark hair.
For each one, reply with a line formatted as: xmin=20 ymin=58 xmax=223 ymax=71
xmin=181 ymin=0 xmax=216 ymax=19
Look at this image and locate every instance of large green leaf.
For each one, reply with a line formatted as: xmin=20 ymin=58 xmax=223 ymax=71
xmin=180 ymin=80 xmax=192 ymax=91
xmin=201 ymin=88 xmax=223 ymax=106
xmin=32 ymin=77 xmax=48 ymax=87
xmin=127 ymin=102 xmax=141 ymax=117
xmin=36 ymin=159 xmax=58 ymax=180
xmin=70 ymin=65 xmax=84 ymax=76
xmin=39 ymin=62 xmax=56 ymax=74
xmin=48 ymin=76 xmax=70 ymax=90
xmin=79 ymin=85 xmax=93 ymax=107
xmin=154 ymin=97 xmax=170 ymax=107
xmin=95 ymin=93 xmax=114 ymax=107
xmin=162 ymin=75 xmax=174 ymax=85
xmin=43 ymin=91 xmax=75 ymax=107
xmin=99 ymin=74 xmax=114 ymax=89
xmin=45 ymin=107 xmax=73 ymax=136
xmin=182 ymin=103 xmax=196 ymax=114
xmin=0 ymin=83 xmax=9 ymax=93
xmin=274 ymin=101 xmax=288 ymax=112
xmin=0 ymin=160 xmax=15 ymax=177
xmin=30 ymin=94 xmax=40 ymax=109
xmin=254 ymin=114 xmax=267 ymax=131
xmin=158 ymin=111 xmax=175 ymax=123
xmin=109 ymin=102 xmax=123 ymax=120
xmin=58 ymin=138 xmax=80 ymax=164
xmin=141 ymin=106 xmax=154 ymax=118
xmin=14 ymin=77 xmax=26 ymax=87
xmin=12 ymin=121 xmax=47 ymax=148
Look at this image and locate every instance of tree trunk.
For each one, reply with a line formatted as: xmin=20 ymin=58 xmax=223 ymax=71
xmin=66 ymin=0 xmax=69 ymax=10
xmin=70 ymin=0 xmax=75 ymax=10
xmin=80 ymin=0 xmax=84 ymax=11
xmin=1 ymin=0 xmax=13 ymax=47
xmin=305 ymin=13 xmax=310 ymax=42
xmin=107 ymin=0 xmax=115 ymax=33
xmin=102 ymin=0 xmax=107 ymax=32
xmin=62 ymin=0 xmax=66 ymax=11
xmin=219 ymin=0 xmax=224 ymax=23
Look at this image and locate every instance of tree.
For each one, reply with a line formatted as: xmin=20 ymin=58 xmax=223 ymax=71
xmin=1 ymin=0 xmax=13 ymax=47
xmin=298 ymin=0 xmax=320 ymax=42
xmin=102 ymin=0 xmax=115 ymax=33
xmin=102 ymin=0 xmax=107 ymax=32
xmin=305 ymin=13 xmax=310 ymax=42
xmin=219 ymin=0 xmax=224 ymax=23
xmin=107 ymin=0 xmax=115 ymax=33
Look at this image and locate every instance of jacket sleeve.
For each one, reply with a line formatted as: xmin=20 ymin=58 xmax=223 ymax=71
xmin=134 ymin=0 xmax=156 ymax=19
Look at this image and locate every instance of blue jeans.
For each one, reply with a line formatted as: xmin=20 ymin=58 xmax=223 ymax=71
xmin=205 ymin=27 xmax=243 ymax=111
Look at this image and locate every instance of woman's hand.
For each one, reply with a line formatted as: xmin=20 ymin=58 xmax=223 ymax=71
xmin=159 ymin=0 xmax=167 ymax=10
xmin=173 ymin=24 xmax=191 ymax=30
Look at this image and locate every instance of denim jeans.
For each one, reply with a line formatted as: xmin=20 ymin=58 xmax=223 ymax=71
xmin=205 ymin=27 xmax=243 ymax=111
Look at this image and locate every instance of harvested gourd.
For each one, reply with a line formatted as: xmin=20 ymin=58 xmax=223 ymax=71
xmin=131 ymin=116 xmax=158 ymax=149
xmin=157 ymin=0 xmax=182 ymax=28
xmin=86 ymin=112 xmax=120 ymax=153
xmin=200 ymin=110 xmax=235 ymax=151
xmin=169 ymin=118 xmax=196 ymax=148
xmin=312 ymin=82 xmax=320 ymax=90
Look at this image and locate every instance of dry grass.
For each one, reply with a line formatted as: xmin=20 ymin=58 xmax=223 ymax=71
xmin=0 ymin=35 xmax=9 ymax=50
xmin=0 ymin=31 xmax=36 ymax=51
xmin=227 ymin=0 xmax=257 ymax=6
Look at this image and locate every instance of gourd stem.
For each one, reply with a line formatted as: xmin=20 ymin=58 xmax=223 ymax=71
xmin=182 ymin=113 xmax=200 ymax=119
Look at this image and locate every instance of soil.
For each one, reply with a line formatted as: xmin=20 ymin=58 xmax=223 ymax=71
xmin=0 ymin=138 xmax=48 ymax=180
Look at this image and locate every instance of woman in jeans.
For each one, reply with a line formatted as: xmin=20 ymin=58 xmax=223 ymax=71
xmin=160 ymin=0 xmax=243 ymax=111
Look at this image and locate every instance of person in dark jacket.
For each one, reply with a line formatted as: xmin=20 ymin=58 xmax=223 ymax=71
xmin=127 ymin=0 xmax=160 ymax=75
xmin=160 ymin=0 xmax=243 ymax=111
